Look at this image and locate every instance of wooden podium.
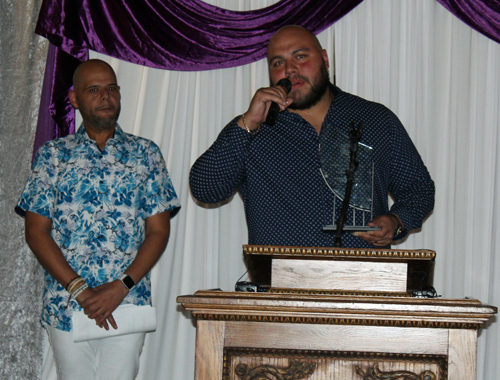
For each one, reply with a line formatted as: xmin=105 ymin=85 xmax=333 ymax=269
xmin=177 ymin=246 xmax=497 ymax=380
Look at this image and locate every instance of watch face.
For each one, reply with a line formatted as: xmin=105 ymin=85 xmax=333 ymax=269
xmin=122 ymin=275 xmax=135 ymax=289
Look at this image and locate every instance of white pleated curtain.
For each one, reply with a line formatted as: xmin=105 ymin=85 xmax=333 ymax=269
xmin=42 ymin=0 xmax=500 ymax=378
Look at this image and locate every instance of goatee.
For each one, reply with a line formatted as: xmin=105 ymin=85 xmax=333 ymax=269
xmin=288 ymin=63 xmax=330 ymax=111
xmin=80 ymin=106 xmax=121 ymax=131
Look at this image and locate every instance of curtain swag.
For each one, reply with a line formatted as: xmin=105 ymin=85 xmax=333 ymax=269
xmin=33 ymin=0 xmax=500 ymax=158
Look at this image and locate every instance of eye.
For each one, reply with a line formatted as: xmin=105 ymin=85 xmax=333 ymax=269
xmin=88 ymin=88 xmax=98 ymax=93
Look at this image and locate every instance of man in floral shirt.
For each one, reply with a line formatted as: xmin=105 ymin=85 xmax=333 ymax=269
xmin=16 ymin=59 xmax=180 ymax=380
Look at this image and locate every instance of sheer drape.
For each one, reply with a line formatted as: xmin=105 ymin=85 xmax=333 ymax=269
xmin=39 ymin=0 xmax=499 ymax=379
xmin=335 ymin=2 xmax=500 ymax=376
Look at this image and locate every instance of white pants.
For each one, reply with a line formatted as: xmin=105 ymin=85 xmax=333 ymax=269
xmin=46 ymin=326 xmax=146 ymax=380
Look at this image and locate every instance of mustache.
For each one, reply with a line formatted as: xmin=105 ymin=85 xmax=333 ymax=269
xmin=95 ymin=104 xmax=117 ymax=111
xmin=271 ymin=75 xmax=310 ymax=87
xmin=288 ymin=74 xmax=311 ymax=86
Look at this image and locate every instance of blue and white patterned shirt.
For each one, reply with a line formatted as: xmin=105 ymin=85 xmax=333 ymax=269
xmin=190 ymin=85 xmax=434 ymax=248
xmin=16 ymin=124 xmax=180 ymax=331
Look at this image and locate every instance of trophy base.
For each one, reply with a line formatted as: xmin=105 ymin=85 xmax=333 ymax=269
xmin=323 ymin=225 xmax=381 ymax=232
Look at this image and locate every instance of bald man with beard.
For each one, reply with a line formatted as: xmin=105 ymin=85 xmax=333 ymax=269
xmin=16 ymin=59 xmax=180 ymax=380
xmin=190 ymin=25 xmax=434 ymax=249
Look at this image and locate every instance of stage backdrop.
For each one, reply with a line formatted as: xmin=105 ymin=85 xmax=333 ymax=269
xmin=8 ymin=0 xmax=500 ymax=379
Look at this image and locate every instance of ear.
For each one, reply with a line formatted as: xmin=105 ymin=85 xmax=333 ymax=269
xmin=322 ymin=49 xmax=330 ymax=69
xmin=69 ymin=89 xmax=79 ymax=109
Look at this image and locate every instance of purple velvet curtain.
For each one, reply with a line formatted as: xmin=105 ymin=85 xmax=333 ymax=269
xmin=436 ymin=0 xmax=500 ymax=44
xmin=33 ymin=0 xmax=500 ymax=159
xmin=33 ymin=44 xmax=85 ymax=162
xmin=36 ymin=0 xmax=363 ymax=70
xmin=33 ymin=0 xmax=364 ymax=157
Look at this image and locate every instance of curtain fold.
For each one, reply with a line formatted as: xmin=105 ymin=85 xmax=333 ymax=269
xmin=436 ymin=0 xmax=500 ymax=44
xmin=34 ymin=44 xmax=83 ymax=159
xmin=0 ymin=0 xmax=49 ymax=377
xmin=36 ymin=0 xmax=361 ymax=70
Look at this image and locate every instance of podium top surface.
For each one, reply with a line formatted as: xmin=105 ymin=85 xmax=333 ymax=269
xmin=177 ymin=290 xmax=497 ymax=329
xmin=243 ymin=245 xmax=436 ymax=261
xmin=179 ymin=289 xmax=492 ymax=310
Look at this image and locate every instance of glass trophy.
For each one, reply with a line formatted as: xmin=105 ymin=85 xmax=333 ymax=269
xmin=320 ymin=122 xmax=379 ymax=233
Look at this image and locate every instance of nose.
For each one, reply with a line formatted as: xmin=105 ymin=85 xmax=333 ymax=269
xmin=284 ymin=61 xmax=297 ymax=76
xmin=101 ymin=88 xmax=110 ymax=100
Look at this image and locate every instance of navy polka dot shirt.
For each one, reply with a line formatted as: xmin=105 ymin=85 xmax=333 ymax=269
xmin=190 ymin=86 xmax=434 ymax=248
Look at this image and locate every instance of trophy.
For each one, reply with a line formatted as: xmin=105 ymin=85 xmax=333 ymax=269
xmin=320 ymin=121 xmax=380 ymax=246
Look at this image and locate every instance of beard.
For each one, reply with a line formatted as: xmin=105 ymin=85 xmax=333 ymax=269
xmin=287 ymin=63 xmax=330 ymax=111
xmin=79 ymin=105 xmax=121 ymax=131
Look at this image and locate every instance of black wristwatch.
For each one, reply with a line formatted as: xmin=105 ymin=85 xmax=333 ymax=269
xmin=119 ymin=274 xmax=136 ymax=291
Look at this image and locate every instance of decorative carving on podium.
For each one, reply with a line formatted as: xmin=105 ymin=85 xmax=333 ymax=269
xmin=355 ymin=363 xmax=436 ymax=380
xmin=235 ymin=361 xmax=316 ymax=380
xmin=224 ymin=348 xmax=447 ymax=380
xmin=268 ymin=288 xmax=411 ymax=297
xmin=243 ymin=245 xmax=436 ymax=260
xmin=193 ymin=312 xmax=482 ymax=330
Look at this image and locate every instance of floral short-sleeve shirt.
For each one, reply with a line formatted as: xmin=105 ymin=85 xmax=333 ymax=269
xmin=16 ymin=124 xmax=180 ymax=331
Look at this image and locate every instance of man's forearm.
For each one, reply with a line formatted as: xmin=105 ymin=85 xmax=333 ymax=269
xmin=389 ymin=179 xmax=435 ymax=233
xmin=190 ymin=121 xmax=250 ymax=203
xmin=122 ymin=229 xmax=169 ymax=285
xmin=121 ymin=210 xmax=171 ymax=285
xmin=25 ymin=211 xmax=79 ymax=289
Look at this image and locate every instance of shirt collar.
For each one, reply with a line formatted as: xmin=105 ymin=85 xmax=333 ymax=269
xmin=329 ymin=83 xmax=342 ymax=99
xmin=75 ymin=123 xmax=126 ymax=145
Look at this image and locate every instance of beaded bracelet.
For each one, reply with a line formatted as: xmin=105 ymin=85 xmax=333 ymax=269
xmin=67 ymin=276 xmax=85 ymax=294
xmin=72 ymin=283 xmax=88 ymax=300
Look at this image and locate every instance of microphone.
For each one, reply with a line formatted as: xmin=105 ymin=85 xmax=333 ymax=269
xmin=265 ymin=78 xmax=292 ymax=126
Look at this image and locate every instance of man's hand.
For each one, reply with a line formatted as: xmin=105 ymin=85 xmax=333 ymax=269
xmin=77 ymin=280 xmax=128 ymax=330
xmin=238 ymin=84 xmax=293 ymax=130
xmin=352 ymin=214 xmax=402 ymax=247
